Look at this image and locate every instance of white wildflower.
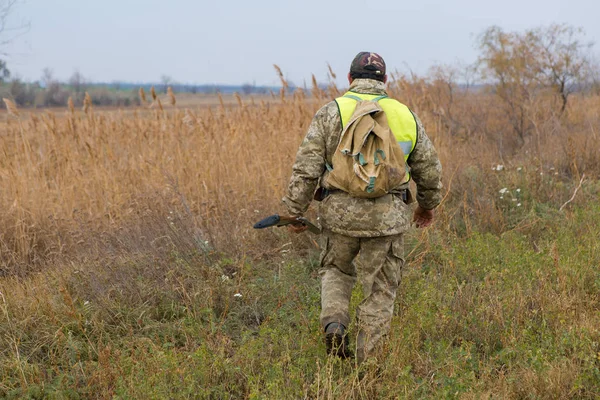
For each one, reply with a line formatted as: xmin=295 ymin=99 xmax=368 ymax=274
xmin=221 ymin=275 xmax=230 ymax=282
xmin=517 ymin=167 xmax=523 ymax=172
xmin=517 ymin=203 xmax=522 ymax=207
xmin=234 ymin=293 xmax=242 ymax=298
xmin=499 ymin=188 xmax=508 ymax=194
xmin=494 ymin=164 xmax=504 ymax=171
xmin=516 ymin=188 xmax=521 ymax=193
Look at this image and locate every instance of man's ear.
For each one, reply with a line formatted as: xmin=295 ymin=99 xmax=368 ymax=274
xmin=347 ymin=73 xmax=353 ymax=84
xmin=383 ymin=75 xmax=388 ymax=84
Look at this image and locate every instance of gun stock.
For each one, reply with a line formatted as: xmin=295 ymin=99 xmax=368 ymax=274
xmin=253 ymin=214 xmax=321 ymax=235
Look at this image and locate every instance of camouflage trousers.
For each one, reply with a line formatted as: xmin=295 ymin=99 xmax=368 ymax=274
xmin=319 ymin=229 xmax=405 ymax=363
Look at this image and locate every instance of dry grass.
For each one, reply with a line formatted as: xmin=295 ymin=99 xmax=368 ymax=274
xmin=0 ymin=87 xmax=322 ymax=274
xmin=0 ymin=80 xmax=597 ymax=271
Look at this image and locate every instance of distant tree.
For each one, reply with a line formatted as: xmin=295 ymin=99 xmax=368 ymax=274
xmin=241 ymin=82 xmax=255 ymax=95
xmin=160 ymin=74 xmax=172 ymax=93
xmin=477 ymin=24 xmax=594 ymax=142
xmin=40 ymin=67 xmax=68 ymax=107
xmin=426 ymin=64 xmax=462 ymax=135
xmin=41 ymin=67 xmax=54 ymax=88
xmin=69 ymin=70 xmax=85 ymax=93
xmin=478 ymin=26 xmax=539 ymax=142
xmin=532 ymin=24 xmax=593 ymax=114
xmin=10 ymin=76 xmax=35 ymax=106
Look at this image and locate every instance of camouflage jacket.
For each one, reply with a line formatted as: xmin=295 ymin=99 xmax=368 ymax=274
xmin=282 ymin=79 xmax=443 ymax=237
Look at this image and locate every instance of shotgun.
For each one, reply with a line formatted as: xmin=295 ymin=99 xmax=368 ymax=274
xmin=253 ymin=214 xmax=321 ymax=235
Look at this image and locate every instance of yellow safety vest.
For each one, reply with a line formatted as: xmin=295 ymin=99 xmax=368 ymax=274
xmin=335 ymin=92 xmax=418 ymax=183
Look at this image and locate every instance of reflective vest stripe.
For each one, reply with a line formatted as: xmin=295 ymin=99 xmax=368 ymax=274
xmin=398 ymin=141 xmax=413 ymax=155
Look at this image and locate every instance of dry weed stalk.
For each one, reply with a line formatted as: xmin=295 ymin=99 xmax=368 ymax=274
xmin=167 ymin=86 xmax=176 ymax=106
xmin=234 ymin=92 xmax=242 ymax=108
xmin=217 ymin=92 xmax=225 ymax=111
xmin=559 ymin=173 xmax=586 ymax=211
xmin=327 ymin=63 xmax=337 ymax=80
xmin=150 ymin=86 xmax=157 ymax=101
xmin=139 ymin=87 xmax=147 ymax=104
xmin=68 ymin=96 xmax=75 ymax=113
xmin=3 ymin=98 xmax=20 ymax=118
xmin=273 ymin=64 xmax=289 ymax=92
xmin=83 ymin=92 xmax=92 ymax=114
xmin=279 ymin=87 xmax=286 ymax=103
xmin=311 ymin=74 xmax=322 ymax=100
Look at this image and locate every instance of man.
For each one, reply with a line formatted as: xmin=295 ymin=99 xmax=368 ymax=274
xmin=282 ymin=52 xmax=442 ymax=364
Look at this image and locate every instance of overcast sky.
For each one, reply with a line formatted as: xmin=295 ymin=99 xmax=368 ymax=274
xmin=4 ymin=0 xmax=600 ymax=86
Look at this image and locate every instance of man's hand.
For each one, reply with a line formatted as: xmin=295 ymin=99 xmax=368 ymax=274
xmin=413 ymin=205 xmax=435 ymax=228
xmin=287 ymin=223 xmax=308 ymax=234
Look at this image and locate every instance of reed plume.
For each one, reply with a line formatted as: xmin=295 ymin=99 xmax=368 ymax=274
xmin=139 ymin=88 xmax=147 ymax=104
xmin=167 ymin=87 xmax=176 ymax=106
xmin=273 ymin=64 xmax=289 ymax=92
xmin=82 ymin=92 xmax=92 ymax=114
xmin=3 ymin=98 xmax=20 ymax=118
xmin=327 ymin=63 xmax=337 ymax=80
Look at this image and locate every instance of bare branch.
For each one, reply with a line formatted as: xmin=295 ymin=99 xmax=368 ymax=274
xmin=559 ymin=174 xmax=586 ymax=211
xmin=0 ymin=0 xmax=29 ymax=54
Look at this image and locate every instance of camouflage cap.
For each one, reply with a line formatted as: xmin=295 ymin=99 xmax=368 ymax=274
xmin=350 ymin=52 xmax=386 ymax=78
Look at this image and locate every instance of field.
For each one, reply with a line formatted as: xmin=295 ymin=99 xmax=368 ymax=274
xmin=0 ymin=76 xmax=599 ymax=399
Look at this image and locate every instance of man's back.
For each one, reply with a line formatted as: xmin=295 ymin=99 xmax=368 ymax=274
xmin=283 ymin=77 xmax=442 ymax=237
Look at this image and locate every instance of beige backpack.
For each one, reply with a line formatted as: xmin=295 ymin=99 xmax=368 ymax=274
xmin=326 ymin=99 xmax=407 ymax=198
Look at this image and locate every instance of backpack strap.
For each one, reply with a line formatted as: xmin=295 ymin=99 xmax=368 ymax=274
xmin=366 ymin=177 xmax=376 ymax=193
xmin=374 ymin=149 xmax=386 ymax=166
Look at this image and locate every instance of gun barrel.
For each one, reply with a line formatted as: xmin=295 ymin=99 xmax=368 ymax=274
xmin=296 ymin=217 xmax=321 ymax=234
